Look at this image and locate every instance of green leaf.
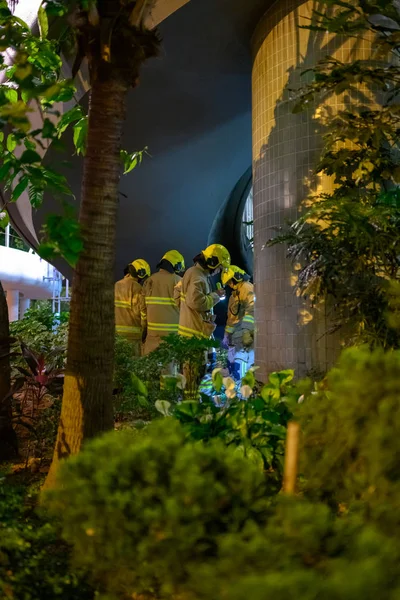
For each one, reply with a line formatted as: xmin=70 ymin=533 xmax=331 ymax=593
xmin=11 ymin=176 xmax=29 ymax=201
xmin=245 ymin=447 xmax=264 ymax=470
xmin=6 ymin=134 xmax=17 ymax=152
xmin=73 ymin=117 xmax=88 ymax=156
xmin=241 ymin=369 xmax=256 ymax=389
xmin=260 ymin=384 xmax=280 ymax=402
xmin=175 ymin=401 xmax=201 ymax=418
xmin=120 ymin=148 xmax=146 ymax=175
xmin=0 ymin=209 xmax=9 ymax=229
xmin=38 ymin=5 xmax=49 ymax=40
xmin=57 ymin=105 xmax=85 ymax=137
xmin=42 ymin=118 xmax=56 ymax=139
xmin=212 ymin=368 xmax=223 ymax=392
xmin=269 ymin=369 xmax=294 ymax=388
xmin=0 ymin=160 xmax=13 ymax=182
xmin=20 ymin=149 xmax=41 ymax=164
xmin=4 ymin=88 xmax=17 ymax=103
xmin=131 ymin=373 xmax=148 ymax=398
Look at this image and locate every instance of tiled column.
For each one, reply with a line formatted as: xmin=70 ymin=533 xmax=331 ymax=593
xmin=252 ymin=0 xmax=372 ymax=378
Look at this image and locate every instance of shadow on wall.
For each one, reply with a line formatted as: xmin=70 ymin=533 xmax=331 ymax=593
xmin=252 ymin=0 xmax=363 ymax=377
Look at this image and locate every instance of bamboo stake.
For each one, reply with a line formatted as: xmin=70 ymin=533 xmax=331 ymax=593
xmin=283 ymin=421 xmax=300 ymax=495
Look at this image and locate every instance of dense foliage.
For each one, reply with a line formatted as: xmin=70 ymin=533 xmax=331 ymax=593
xmin=268 ymin=0 xmax=400 ymax=347
xmin=45 ymin=419 xmax=272 ymax=600
xmin=164 ymin=367 xmax=300 ymax=491
xmin=114 ymin=334 xmax=216 ymax=418
xmin=298 ymin=345 xmax=400 ymax=535
xmin=0 ymin=474 xmax=92 ymax=600
xmin=10 ymin=302 xmax=68 ymax=363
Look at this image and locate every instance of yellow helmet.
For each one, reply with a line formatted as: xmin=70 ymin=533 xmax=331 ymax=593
xmin=130 ymin=259 xmax=151 ymax=281
xmin=221 ymin=265 xmax=246 ymax=286
xmin=162 ymin=250 xmax=185 ymax=274
xmin=202 ymin=244 xmax=231 ymax=272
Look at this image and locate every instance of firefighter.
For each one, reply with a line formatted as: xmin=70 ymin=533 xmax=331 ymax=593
xmin=177 ymin=244 xmax=230 ymax=396
xmin=222 ymin=265 xmax=255 ymax=379
xmin=114 ymin=259 xmax=151 ymax=357
xmin=142 ymin=250 xmax=185 ymax=355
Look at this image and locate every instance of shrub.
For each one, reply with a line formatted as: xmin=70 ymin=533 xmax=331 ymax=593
xmin=297 ymin=346 xmax=400 ymax=534
xmin=10 ymin=302 xmax=68 ymax=369
xmin=114 ymin=334 xmax=216 ymax=420
xmin=163 ymin=368 xmax=302 ymax=492
xmin=45 ymin=419 xmax=271 ymax=599
xmin=0 ymin=474 xmax=92 ymax=600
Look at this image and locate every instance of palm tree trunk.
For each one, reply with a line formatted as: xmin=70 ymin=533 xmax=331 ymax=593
xmin=0 ymin=280 xmax=18 ymax=459
xmin=45 ymin=78 xmax=128 ymax=487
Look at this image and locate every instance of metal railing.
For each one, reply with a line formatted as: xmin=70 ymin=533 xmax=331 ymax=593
xmin=0 ymin=225 xmax=30 ymax=252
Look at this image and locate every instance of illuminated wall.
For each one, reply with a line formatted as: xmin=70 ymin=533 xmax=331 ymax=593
xmin=252 ymin=0 xmax=372 ymax=376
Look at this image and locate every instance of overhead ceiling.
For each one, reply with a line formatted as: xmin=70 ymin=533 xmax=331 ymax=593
xmin=12 ymin=0 xmax=271 ymax=279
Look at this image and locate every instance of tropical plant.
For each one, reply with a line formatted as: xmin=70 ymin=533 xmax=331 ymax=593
xmin=10 ymin=302 xmax=68 ymax=364
xmin=6 ymin=341 xmax=64 ymax=461
xmin=268 ymin=0 xmax=400 ymax=348
xmin=158 ymin=367 xmax=301 ymax=492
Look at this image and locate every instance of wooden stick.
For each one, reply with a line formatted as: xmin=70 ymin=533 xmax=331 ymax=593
xmin=283 ymin=421 xmax=300 ymax=495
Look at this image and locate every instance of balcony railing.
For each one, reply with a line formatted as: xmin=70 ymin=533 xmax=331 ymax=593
xmin=0 ymin=225 xmax=31 ymax=252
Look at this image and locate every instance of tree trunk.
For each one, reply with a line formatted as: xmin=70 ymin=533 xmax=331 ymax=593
xmin=0 ymin=280 xmax=18 ymax=459
xmin=45 ymin=78 xmax=128 ymax=487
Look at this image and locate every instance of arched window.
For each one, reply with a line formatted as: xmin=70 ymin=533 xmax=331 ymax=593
xmin=242 ymin=187 xmax=253 ymax=250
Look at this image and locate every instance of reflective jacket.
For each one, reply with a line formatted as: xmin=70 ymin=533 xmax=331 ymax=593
xmin=178 ymin=264 xmax=220 ymax=338
xmin=225 ymin=281 xmax=255 ymax=339
xmin=114 ymin=275 xmax=144 ymax=341
xmin=142 ymin=269 xmax=181 ymax=345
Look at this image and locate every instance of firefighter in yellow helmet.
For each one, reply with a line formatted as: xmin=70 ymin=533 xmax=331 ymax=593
xmin=177 ymin=244 xmax=230 ymax=340
xmin=114 ymin=259 xmax=151 ymax=357
xmin=177 ymin=244 xmax=230 ymax=397
xmin=142 ymin=250 xmax=185 ymax=355
xmin=222 ymin=265 xmax=255 ymax=379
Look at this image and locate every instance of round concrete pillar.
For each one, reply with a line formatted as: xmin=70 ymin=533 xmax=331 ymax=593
xmin=20 ymin=297 xmax=31 ymax=318
xmin=6 ymin=290 xmax=19 ymax=322
xmin=252 ymin=0 xmax=372 ymax=377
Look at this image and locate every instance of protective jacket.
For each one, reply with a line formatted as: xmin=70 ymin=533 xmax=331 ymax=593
xmin=177 ymin=264 xmax=220 ymax=338
xmin=142 ymin=269 xmax=181 ymax=354
xmin=225 ymin=281 xmax=255 ymax=349
xmin=114 ymin=275 xmax=144 ymax=343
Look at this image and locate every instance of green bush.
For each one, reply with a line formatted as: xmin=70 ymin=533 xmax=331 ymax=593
xmin=0 ymin=475 xmax=92 ymax=600
xmin=45 ymin=419 xmax=271 ymax=599
xmin=114 ymin=334 xmax=216 ymax=420
xmin=10 ymin=302 xmax=68 ymax=368
xmin=297 ymin=346 xmax=400 ymax=533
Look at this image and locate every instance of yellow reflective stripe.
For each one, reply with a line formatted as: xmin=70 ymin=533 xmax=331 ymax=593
xmin=178 ymin=324 xmax=206 ymax=338
xmin=148 ymin=322 xmax=179 ymax=331
xmin=116 ymin=325 xmax=141 ymax=333
xmin=180 ymin=293 xmax=186 ymax=303
xmin=145 ymin=296 xmax=176 ymax=306
xmin=243 ymin=315 xmax=255 ymax=324
xmin=115 ymin=300 xmax=131 ymax=308
xmin=225 ymin=326 xmax=234 ymax=334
